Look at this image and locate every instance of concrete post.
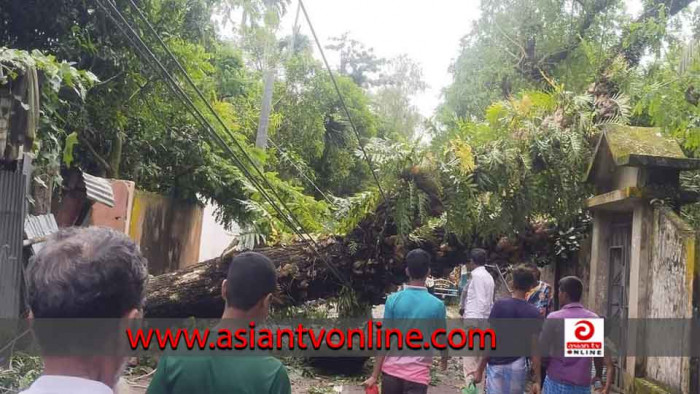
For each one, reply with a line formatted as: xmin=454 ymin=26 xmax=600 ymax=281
xmin=626 ymin=203 xmax=652 ymax=384
xmin=588 ymin=212 xmax=610 ymax=314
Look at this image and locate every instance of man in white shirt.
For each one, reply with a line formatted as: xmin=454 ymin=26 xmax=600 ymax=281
xmin=461 ymin=248 xmax=494 ymax=391
xmin=20 ymin=227 xmax=148 ymax=394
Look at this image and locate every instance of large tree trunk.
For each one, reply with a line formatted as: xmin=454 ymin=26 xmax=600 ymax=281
xmin=144 ymin=232 xmax=462 ymax=318
xmin=145 ymin=174 xmax=455 ymax=318
xmin=144 ymin=205 xmax=557 ymax=318
xmin=145 ymin=238 xmax=348 ymax=318
xmin=144 ymin=166 xmax=563 ymax=318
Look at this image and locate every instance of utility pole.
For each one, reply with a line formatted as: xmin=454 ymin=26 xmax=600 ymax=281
xmin=255 ymin=67 xmax=275 ymax=149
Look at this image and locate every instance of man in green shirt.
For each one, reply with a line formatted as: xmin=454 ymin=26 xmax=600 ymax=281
xmin=147 ymin=252 xmax=291 ymax=394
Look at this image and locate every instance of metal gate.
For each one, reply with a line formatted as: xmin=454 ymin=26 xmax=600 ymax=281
xmin=607 ymin=214 xmax=632 ymax=390
xmin=0 ymin=159 xmax=32 ymax=318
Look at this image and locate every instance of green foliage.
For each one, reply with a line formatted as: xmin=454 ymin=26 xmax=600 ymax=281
xmin=552 ymin=215 xmax=592 ymax=263
xmin=0 ymin=48 xmax=98 ymax=97
xmin=275 ymin=50 xmax=380 ymax=197
xmin=1 ymin=0 xmax=430 ymax=244
xmin=222 ymin=166 xmax=333 ymax=249
xmin=0 ymin=0 xmax=347 ymax=239
xmin=433 ymin=88 xmax=596 ymax=241
xmin=62 ymin=132 xmax=78 ymax=167
xmin=630 ymin=39 xmax=700 ymax=154
xmin=6 ymin=0 xmax=700 ymax=254
xmin=0 ymin=353 xmax=42 ymax=392
xmin=438 ymin=0 xmax=626 ymax=122
xmin=362 ymin=138 xmax=423 ymax=184
xmin=332 ymin=189 xmax=381 ymax=235
xmin=335 ymin=286 xmax=370 ymax=318
xmin=427 ymin=0 xmax=700 ymax=247
xmin=409 ymin=215 xmax=446 ymax=245
xmin=0 ymin=47 xmax=98 ymax=189
xmin=393 ymin=179 xmax=431 ymax=238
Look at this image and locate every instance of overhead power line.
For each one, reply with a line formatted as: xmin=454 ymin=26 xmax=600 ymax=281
xmin=267 ymin=138 xmax=335 ymax=205
xmin=93 ymin=0 xmax=286 ymax=234
xmin=297 ymin=0 xmax=390 ymax=206
xmin=262 ymin=0 xmax=334 ymax=205
xmin=107 ymin=0 xmax=347 ymax=285
xmin=93 ymin=0 xmax=348 ymax=286
xmin=124 ymin=0 xmax=303 ymax=230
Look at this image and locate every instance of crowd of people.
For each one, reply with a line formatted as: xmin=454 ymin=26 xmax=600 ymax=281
xmin=366 ymin=248 xmax=615 ymax=394
xmin=19 ymin=227 xmax=290 ymax=394
xmin=16 ymin=227 xmax=613 ymax=394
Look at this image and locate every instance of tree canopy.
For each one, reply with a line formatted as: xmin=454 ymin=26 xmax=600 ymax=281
xmin=0 ymin=0 xmax=425 ymax=244
xmin=2 ymin=0 xmax=700 ymax=259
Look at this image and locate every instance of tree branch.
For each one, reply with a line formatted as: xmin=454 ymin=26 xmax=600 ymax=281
xmin=127 ymin=77 xmax=157 ymax=103
xmin=495 ymin=22 xmax=527 ymax=58
xmin=94 ymin=70 xmax=125 ymax=86
xmin=601 ymin=0 xmax=694 ymax=71
xmin=536 ymin=0 xmax=611 ymax=74
xmin=80 ymin=132 xmax=112 ymax=174
xmin=516 ymin=0 xmax=694 ymax=86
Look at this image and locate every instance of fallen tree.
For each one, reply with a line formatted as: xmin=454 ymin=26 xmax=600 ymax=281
xmin=146 ymin=236 xmax=357 ymax=318
xmin=145 ymin=199 xmax=452 ymax=318
xmin=145 ymin=57 xmax=597 ymax=319
xmin=145 ymin=199 xmax=565 ymax=318
xmin=145 ymin=0 xmax=698 ymax=319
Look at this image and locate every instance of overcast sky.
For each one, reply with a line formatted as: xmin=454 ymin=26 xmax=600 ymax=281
xmin=280 ymin=0 xmax=645 ymax=118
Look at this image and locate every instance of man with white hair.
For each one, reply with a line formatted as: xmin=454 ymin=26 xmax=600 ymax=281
xmin=21 ymin=227 xmax=148 ymax=394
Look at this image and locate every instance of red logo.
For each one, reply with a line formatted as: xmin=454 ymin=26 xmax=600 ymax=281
xmin=574 ymin=320 xmax=594 ymax=341
xmin=565 ymin=318 xmax=603 ymax=357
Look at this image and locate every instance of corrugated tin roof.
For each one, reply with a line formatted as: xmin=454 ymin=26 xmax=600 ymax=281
xmin=82 ymin=172 xmax=115 ymax=208
xmin=24 ymin=214 xmax=58 ymax=254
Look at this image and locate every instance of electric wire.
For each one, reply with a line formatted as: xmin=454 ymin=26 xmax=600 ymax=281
xmin=123 ymin=0 xmax=316 ymax=237
xmin=297 ymin=0 xmax=389 ymax=206
xmin=117 ymin=4 xmax=348 ymax=285
xmin=267 ymin=138 xmax=335 ymax=205
xmin=123 ymin=0 xmax=341 ymax=253
xmin=263 ymin=0 xmax=334 ymax=206
xmin=93 ymin=0 xmax=284 ymax=232
xmin=101 ymin=0 xmax=347 ymax=285
xmin=94 ymin=0 xmax=348 ymax=285
xmin=94 ymin=0 xmax=296 ymax=237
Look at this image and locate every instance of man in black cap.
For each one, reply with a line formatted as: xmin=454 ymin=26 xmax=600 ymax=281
xmin=148 ymin=252 xmax=291 ymax=394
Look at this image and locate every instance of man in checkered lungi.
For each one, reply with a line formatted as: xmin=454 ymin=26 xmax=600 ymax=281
xmin=470 ymin=265 xmax=541 ymax=394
